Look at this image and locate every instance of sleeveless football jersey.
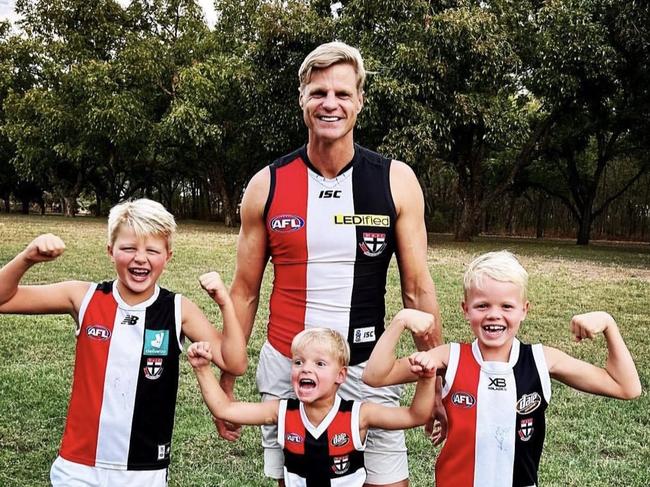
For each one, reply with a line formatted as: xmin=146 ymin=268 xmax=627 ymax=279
xmin=59 ymin=281 xmax=183 ymax=470
xmin=278 ymin=395 xmax=366 ymax=486
xmin=436 ymin=340 xmax=551 ymax=487
xmin=265 ymin=144 xmax=397 ymax=365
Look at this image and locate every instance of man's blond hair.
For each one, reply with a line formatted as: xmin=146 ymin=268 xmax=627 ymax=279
xmin=464 ymin=251 xmax=529 ymax=301
xmin=291 ymin=328 xmax=350 ymax=367
xmin=298 ymin=41 xmax=366 ymax=94
xmin=107 ymin=198 xmax=176 ymax=249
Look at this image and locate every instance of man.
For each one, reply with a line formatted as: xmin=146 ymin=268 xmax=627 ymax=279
xmin=223 ymin=42 xmax=443 ymax=487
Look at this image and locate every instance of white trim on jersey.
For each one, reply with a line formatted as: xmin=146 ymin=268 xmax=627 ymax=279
xmin=277 ymin=400 xmax=288 ymax=448
xmin=350 ymin=401 xmax=366 ymax=451
xmin=442 ymin=342 xmax=461 ymax=399
xmin=111 ymin=282 xmax=160 ymax=310
xmin=299 ymin=394 xmax=342 ymax=439
xmin=304 ymin=168 xmax=356 ymax=341
xmin=532 ymin=344 xmax=552 ymax=403
xmin=76 ymin=282 xmax=98 ymax=337
xmin=174 ymin=293 xmax=183 ymax=349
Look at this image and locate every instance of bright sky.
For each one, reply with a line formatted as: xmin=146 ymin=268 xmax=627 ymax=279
xmin=0 ymin=0 xmax=217 ymax=28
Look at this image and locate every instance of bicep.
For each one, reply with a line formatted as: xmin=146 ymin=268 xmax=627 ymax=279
xmin=222 ymin=400 xmax=279 ymax=426
xmin=181 ymin=298 xmax=225 ymax=366
xmin=361 ymin=402 xmax=416 ymax=431
xmin=0 ymin=281 xmax=88 ymax=315
xmin=545 ymin=346 xmax=617 ymax=397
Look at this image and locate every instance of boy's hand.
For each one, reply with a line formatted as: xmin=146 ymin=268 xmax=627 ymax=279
xmin=408 ymin=351 xmax=437 ymax=378
xmin=187 ymin=341 xmax=213 ymax=369
xmin=22 ymin=234 xmax=66 ymax=264
xmin=199 ymin=272 xmax=229 ymax=306
xmin=399 ymin=309 xmax=435 ymax=338
xmin=570 ymin=311 xmax=615 ymax=342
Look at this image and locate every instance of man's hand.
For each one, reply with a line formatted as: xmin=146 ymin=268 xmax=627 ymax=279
xmin=22 ymin=234 xmax=66 ymax=264
xmin=213 ymin=373 xmax=242 ymax=441
xmin=425 ymin=378 xmax=447 ymax=446
xmin=199 ymin=271 xmax=229 ymax=306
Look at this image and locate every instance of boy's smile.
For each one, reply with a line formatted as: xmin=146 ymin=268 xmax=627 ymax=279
xmin=108 ymin=226 xmax=172 ymax=304
xmin=291 ymin=344 xmax=346 ymax=404
xmin=462 ymin=277 xmax=529 ymax=361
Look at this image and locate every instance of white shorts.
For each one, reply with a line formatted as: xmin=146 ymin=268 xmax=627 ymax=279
xmin=50 ymin=456 xmax=168 ymax=487
xmin=256 ymin=341 xmax=409 ymax=485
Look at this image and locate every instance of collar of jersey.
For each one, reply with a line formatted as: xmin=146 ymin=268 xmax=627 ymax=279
xmin=112 ymin=281 xmax=161 ymax=310
xmin=300 ymin=144 xmax=357 ymax=180
xmin=299 ymin=393 xmax=342 ymax=439
xmin=471 ymin=338 xmax=520 ymax=373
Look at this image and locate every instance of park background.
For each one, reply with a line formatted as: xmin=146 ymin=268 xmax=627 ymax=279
xmin=0 ymin=1 xmax=648 ymax=486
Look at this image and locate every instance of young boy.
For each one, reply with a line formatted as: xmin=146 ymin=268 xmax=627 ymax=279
xmin=0 ymin=199 xmax=247 ymax=487
xmin=187 ymin=309 xmax=437 ymax=487
xmin=363 ymin=250 xmax=641 ymax=487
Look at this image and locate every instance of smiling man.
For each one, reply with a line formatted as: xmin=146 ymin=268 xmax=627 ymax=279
xmin=223 ymin=42 xmax=444 ymax=487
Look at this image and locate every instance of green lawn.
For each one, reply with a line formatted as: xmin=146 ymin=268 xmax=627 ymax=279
xmin=0 ymin=214 xmax=648 ymax=486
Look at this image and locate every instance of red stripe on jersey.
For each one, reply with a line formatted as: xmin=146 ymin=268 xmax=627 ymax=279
xmin=284 ymin=407 xmax=306 ymax=455
xmin=436 ymin=344 xmax=481 ymax=487
xmin=59 ymin=290 xmax=116 ymax=466
xmin=328 ymin=408 xmax=354 ymax=456
xmin=267 ymin=158 xmax=308 ymax=357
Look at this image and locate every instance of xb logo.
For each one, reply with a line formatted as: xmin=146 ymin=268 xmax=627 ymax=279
xmin=489 ymin=377 xmax=507 ymax=390
xmin=318 ymin=190 xmax=342 ymax=199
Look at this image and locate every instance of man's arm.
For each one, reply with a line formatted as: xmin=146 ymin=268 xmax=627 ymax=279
xmin=390 ymin=161 xmax=442 ymax=350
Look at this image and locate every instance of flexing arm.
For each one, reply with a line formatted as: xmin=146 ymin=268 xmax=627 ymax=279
xmin=188 ymin=342 xmax=278 ymax=425
xmin=360 ymin=355 xmax=437 ymax=434
xmin=390 ymin=161 xmax=441 ymax=350
xmin=0 ymin=234 xmax=87 ymax=315
xmin=363 ymin=308 xmax=434 ymax=387
xmin=545 ymin=312 xmax=641 ymax=399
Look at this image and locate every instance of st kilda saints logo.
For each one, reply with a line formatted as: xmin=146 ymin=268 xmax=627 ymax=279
xmin=518 ymin=418 xmax=534 ymax=442
xmin=332 ymin=455 xmax=350 ymax=475
xmin=451 ymin=391 xmax=476 ymax=408
xmin=144 ymin=357 xmax=164 ymax=380
xmin=359 ymin=232 xmax=387 ymax=257
xmin=270 ymin=214 xmax=305 ymax=233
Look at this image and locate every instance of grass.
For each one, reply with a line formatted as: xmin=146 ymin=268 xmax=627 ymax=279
xmin=0 ymin=214 xmax=648 ymax=486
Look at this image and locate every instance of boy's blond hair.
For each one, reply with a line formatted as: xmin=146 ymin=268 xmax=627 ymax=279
xmin=298 ymin=41 xmax=366 ymax=95
xmin=291 ymin=328 xmax=350 ymax=367
xmin=107 ymin=199 xmax=176 ymax=249
xmin=464 ymin=251 xmax=529 ymax=300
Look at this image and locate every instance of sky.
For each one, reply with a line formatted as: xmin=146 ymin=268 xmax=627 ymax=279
xmin=0 ymin=0 xmax=218 ymax=27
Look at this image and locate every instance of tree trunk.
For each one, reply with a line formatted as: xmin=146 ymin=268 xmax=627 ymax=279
xmin=3 ymin=195 xmax=10 ymax=212
xmin=576 ymin=209 xmax=592 ymax=245
xmin=535 ymin=194 xmax=546 ymax=239
xmin=21 ymin=199 xmax=29 ymax=214
xmin=64 ymin=196 xmax=78 ymax=217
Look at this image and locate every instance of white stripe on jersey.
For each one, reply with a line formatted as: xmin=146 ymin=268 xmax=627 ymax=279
xmin=305 ymin=168 xmax=356 ymax=339
xmin=284 ymin=468 xmax=367 ymax=487
xmin=472 ymin=339 xmax=520 ymax=487
xmin=94 ymin=284 xmax=160 ymax=469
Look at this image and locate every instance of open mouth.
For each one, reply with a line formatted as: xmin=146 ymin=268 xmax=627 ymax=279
xmin=129 ymin=268 xmax=151 ymax=279
xmin=299 ymin=378 xmax=316 ymax=390
xmin=482 ymin=324 xmax=506 ymax=337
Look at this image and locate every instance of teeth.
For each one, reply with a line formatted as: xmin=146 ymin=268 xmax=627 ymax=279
xmin=320 ymin=116 xmax=340 ymax=121
xmin=299 ymin=379 xmax=315 ymax=386
xmin=484 ymin=325 xmax=505 ymax=332
xmin=130 ymin=268 xmax=150 ymax=276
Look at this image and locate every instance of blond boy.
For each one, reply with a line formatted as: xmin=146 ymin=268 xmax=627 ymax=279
xmin=188 ymin=310 xmax=437 ymax=487
xmin=0 ymin=199 xmax=246 ymax=487
xmin=363 ymin=251 xmax=641 ymax=487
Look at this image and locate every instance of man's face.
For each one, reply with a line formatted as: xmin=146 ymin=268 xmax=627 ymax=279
xmin=300 ymin=63 xmax=363 ymax=145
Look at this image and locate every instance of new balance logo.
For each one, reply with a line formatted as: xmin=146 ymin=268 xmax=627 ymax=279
xmin=121 ymin=315 xmax=139 ymax=326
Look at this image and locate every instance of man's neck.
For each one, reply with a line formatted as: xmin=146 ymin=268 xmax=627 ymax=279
xmin=306 ymin=138 xmax=355 ymax=179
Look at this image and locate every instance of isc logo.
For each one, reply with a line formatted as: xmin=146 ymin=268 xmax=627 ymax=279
xmin=270 ymin=215 xmax=305 ymax=233
xmin=318 ymin=190 xmax=341 ymax=199
xmin=451 ymin=391 xmax=476 ymax=408
xmin=87 ymin=325 xmax=111 ymax=340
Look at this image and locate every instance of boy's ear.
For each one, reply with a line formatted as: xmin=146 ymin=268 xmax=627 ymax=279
xmin=522 ymin=300 xmax=530 ymax=320
xmin=461 ymin=300 xmax=470 ymax=320
xmin=107 ymin=244 xmax=114 ymax=262
xmin=335 ymin=366 xmax=348 ymax=385
xmin=165 ymin=249 xmax=173 ymax=265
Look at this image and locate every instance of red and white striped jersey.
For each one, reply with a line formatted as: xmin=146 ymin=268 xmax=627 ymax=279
xmin=436 ymin=339 xmax=551 ymax=487
xmin=278 ymin=395 xmax=366 ymax=486
xmin=265 ymin=145 xmax=397 ymax=365
xmin=59 ymin=281 xmax=183 ymax=470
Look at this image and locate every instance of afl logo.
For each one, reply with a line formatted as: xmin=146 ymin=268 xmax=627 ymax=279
xmin=87 ymin=325 xmax=111 ymax=340
xmin=451 ymin=391 xmax=476 ymax=408
xmin=270 ymin=215 xmax=304 ymax=233
xmin=286 ymin=432 xmax=303 ymax=444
